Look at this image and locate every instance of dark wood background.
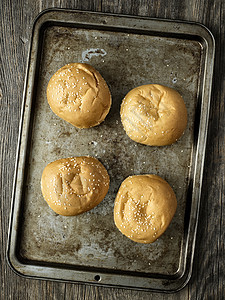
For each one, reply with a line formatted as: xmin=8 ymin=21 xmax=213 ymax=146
xmin=0 ymin=0 xmax=224 ymax=299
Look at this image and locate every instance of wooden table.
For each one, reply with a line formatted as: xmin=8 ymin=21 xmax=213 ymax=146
xmin=0 ymin=1 xmax=224 ymax=299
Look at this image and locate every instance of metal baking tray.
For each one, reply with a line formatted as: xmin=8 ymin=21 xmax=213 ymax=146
xmin=7 ymin=8 xmax=214 ymax=292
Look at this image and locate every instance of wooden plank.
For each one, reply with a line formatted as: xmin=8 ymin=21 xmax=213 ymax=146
xmin=189 ymin=0 xmax=225 ymax=299
xmin=0 ymin=0 xmax=30 ymax=297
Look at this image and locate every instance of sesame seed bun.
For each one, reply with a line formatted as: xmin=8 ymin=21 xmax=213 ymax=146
xmin=41 ymin=156 xmax=110 ymax=216
xmin=120 ymin=84 xmax=187 ymax=146
xmin=47 ymin=63 xmax=111 ymax=128
xmin=114 ymin=175 xmax=177 ymax=243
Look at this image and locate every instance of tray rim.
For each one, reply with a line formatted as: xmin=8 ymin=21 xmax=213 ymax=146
xmin=7 ymin=8 xmax=215 ymax=293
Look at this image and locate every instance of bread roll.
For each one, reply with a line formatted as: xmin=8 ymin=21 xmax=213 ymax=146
xmin=47 ymin=63 xmax=111 ymax=128
xmin=114 ymin=175 xmax=177 ymax=243
xmin=41 ymin=156 xmax=110 ymax=216
xmin=120 ymin=84 xmax=187 ymax=146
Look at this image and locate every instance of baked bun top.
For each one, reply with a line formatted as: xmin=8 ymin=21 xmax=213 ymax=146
xmin=41 ymin=156 xmax=110 ymax=216
xmin=120 ymin=84 xmax=187 ymax=146
xmin=47 ymin=63 xmax=111 ymax=128
xmin=114 ymin=175 xmax=177 ymax=243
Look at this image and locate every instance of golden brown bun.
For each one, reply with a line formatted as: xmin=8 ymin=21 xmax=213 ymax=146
xmin=120 ymin=84 xmax=187 ymax=146
xmin=47 ymin=63 xmax=111 ymax=128
xmin=41 ymin=156 xmax=110 ymax=216
xmin=114 ymin=175 xmax=177 ymax=243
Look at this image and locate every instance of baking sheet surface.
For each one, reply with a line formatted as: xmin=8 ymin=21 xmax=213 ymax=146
xmin=19 ymin=24 xmax=201 ymax=275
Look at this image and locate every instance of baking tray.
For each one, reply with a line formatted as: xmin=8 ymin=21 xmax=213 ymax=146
xmin=7 ymin=8 xmax=214 ymax=292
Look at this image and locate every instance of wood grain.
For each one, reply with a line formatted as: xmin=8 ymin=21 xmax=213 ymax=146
xmin=189 ymin=0 xmax=225 ymax=299
xmin=0 ymin=0 xmax=224 ymax=299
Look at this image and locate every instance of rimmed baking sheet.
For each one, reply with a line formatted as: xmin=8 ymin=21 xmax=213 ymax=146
xmin=7 ymin=9 xmax=214 ymax=292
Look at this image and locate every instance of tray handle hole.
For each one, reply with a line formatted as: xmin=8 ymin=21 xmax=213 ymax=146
xmin=94 ymin=275 xmax=101 ymax=282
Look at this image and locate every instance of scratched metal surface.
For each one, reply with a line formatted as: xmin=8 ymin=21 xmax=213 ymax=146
xmin=17 ymin=24 xmax=201 ymax=276
xmin=6 ymin=10 xmax=214 ymax=291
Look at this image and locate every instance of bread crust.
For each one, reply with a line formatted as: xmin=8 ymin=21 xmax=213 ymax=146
xmin=120 ymin=84 xmax=187 ymax=146
xmin=114 ymin=175 xmax=177 ymax=243
xmin=41 ymin=156 xmax=110 ymax=216
xmin=47 ymin=63 xmax=111 ymax=128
